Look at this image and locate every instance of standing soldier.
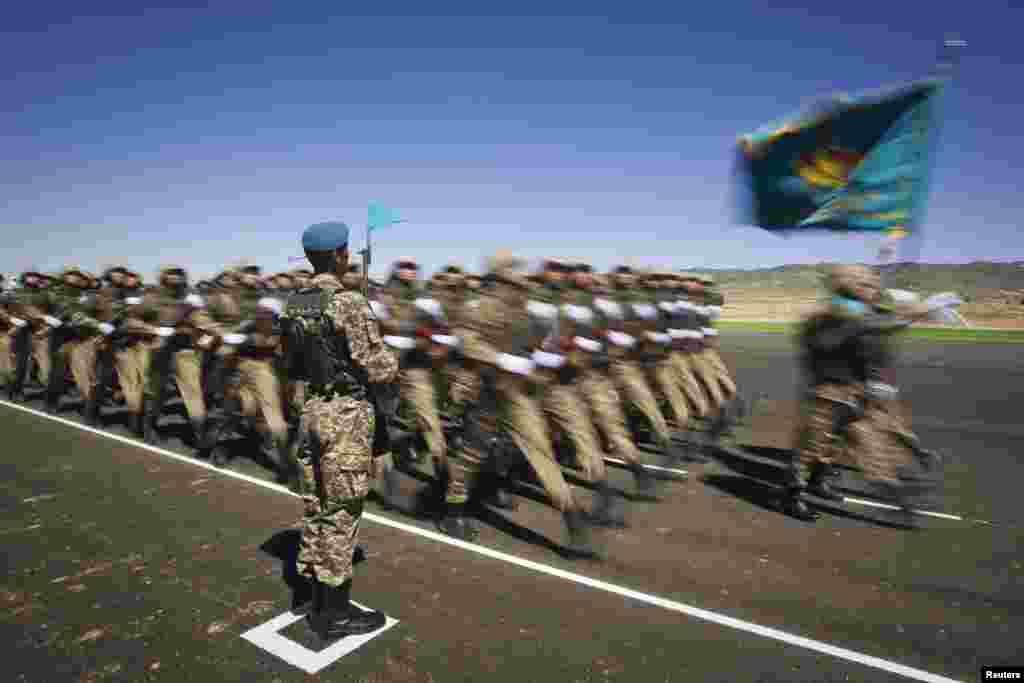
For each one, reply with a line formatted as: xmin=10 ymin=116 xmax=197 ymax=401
xmin=282 ymin=221 xmax=398 ymax=638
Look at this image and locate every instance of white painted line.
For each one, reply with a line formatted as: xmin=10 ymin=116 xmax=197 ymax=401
xmin=841 ymin=496 xmax=988 ymax=524
xmin=241 ymin=602 xmax=398 ymax=674
xmin=605 ymin=457 xmax=688 ymax=477
xmin=0 ymin=399 xmax=964 ymax=683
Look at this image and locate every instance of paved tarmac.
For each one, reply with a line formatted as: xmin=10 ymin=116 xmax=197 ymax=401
xmin=2 ymin=332 xmax=1021 ymax=682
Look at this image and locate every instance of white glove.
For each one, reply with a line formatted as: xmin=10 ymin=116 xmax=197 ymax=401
xmin=531 ymin=350 xmax=566 ymax=368
xmin=383 ymin=335 xmax=416 ymax=350
xmin=925 ymin=292 xmax=963 ymax=310
xmin=9 ymin=316 xmax=26 ymax=327
xmin=98 ymin=323 xmax=115 ymax=336
xmin=430 ymin=334 xmax=460 ymax=348
xmin=43 ymin=315 xmax=63 ymax=328
xmin=706 ymin=305 xmax=722 ymax=321
xmin=223 ymin=333 xmax=247 ymax=345
xmin=156 ymin=326 xmax=175 ymax=338
xmin=573 ymin=336 xmax=602 ymax=353
xmin=497 ymin=353 xmax=534 ymax=376
xmin=605 ymin=330 xmax=636 ymax=348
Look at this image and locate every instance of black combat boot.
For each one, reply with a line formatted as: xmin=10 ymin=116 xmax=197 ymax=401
xmin=632 ymin=462 xmax=659 ymax=501
xmin=311 ymin=580 xmax=387 ymax=639
xmin=588 ymin=480 xmax=626 ymax=527
xmin=562 ymin=509 xmax=598 ymax=558
xmin=781 ymin=486 xmax=818 ymax=521
xmin=83 ymin=393 xmax=102 ymax=427
xmin=130 ymin=411 xmax=146 ymax=438
xmin=807 ymin=462 xmax=844 ymax=501
xmin=272 ymin=434 xmax=302 ymax=489
xmin=439 ymin=502 xmax=480 ymax=542
xmin=143 ymin=414 xmax=161 ymax=444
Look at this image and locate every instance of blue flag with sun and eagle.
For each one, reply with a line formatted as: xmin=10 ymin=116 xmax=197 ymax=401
xmin=733 ymin=78 xmax=945 ymax=239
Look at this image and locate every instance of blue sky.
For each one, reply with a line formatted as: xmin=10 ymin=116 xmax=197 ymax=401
xmin=2 ymin=1 xmax=1021 ymax=281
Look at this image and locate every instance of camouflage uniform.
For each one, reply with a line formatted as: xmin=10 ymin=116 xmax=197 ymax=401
xmin=377 ymin=262 xmax=448 ymax=470
xmin=644 ymin=273 xmax=691 ymax=429
xmin=9 ymin=272 xmax=62 ymax=394
xmin=139 ymin=266 xmax=223 ymax=444
xmin=785 ymin=265 xmax=928 ymax=520
xmin=105 ymin=269 xmax=152 ymax=434
xmin=448 ymin=253 xmax=593 ymax=554
xmin=290 ymin=272 xmax=398 ymax=587
xmin=661 ymin=274 xmax=707 ymax=419
xmin=608 ymin=268 xmax=673 ymax=449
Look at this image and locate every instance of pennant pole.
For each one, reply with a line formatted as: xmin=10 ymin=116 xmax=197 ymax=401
xmin=362 ymin=220 xmax=371 ymax=297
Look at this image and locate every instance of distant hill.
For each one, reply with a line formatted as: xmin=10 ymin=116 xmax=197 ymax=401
xmin=691 ymin=262 xmax=1024 ymax=302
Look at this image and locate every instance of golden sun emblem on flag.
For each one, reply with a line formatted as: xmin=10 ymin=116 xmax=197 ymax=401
xmin=793 ymin=146 xmax=865 ymax=190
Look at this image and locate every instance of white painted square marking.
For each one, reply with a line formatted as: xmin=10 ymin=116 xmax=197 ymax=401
xmin=241 ymin=603 xmax=398 ymax=674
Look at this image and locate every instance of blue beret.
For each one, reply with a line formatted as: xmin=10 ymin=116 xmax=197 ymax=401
xmin=302 ymin=221 xmax=350 ymax=251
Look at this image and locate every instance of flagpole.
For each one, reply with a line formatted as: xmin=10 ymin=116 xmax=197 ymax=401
xmin=362 ymin=221 xmax=370 ymax=297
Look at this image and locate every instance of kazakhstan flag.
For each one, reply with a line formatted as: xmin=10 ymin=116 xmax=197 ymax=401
xmin=733 ymin=78 xmax=944 ymax=238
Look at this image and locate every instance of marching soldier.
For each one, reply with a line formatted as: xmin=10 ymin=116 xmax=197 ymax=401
xmin=569 ymin=265 xmax=658 ymax=498
xmin=102 ymin=267 xmax=152 ymax=436
xmin=607 ymin=266 xmax=673 ymax=451
xmin=446 ymin=251 xmax=595 ymax=555
xmin=667 ymin=274 xmax=711 ymax=420
xmin=8 ymin=271 xmax=61 ymax=401
xmin=376 ymin=258 xmax=452 ymax=477
xmin=140 ymin=265 xmax=223 ymax=447
xmin=784 ymin=264 xmax=933 ymax=521
xmin=643 ymin=271 xmax=692 ymax=431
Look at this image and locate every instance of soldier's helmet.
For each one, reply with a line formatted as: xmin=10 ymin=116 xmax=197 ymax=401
xmin=159 ymin=265 xmax=188 ymax=283
xmin=827 ymin=264 xmax=878 ymax=297
xmin=486 ymin=250 xmax=530 ymax=290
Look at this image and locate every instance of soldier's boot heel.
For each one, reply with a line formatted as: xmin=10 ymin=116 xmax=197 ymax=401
xmin=439 ymin=502 xmax=480 ymax=542
xmin=807 ymin=463 xmax=843 ymax=501
xmin=588 ymin=481 xmax=626 ymax=527
xmin=315 ymin=581 xmax=386 ymax=639
xmin=562 ymin=509 xmax=598 ymax=559
xmin=127 ymin=411 xmax=144 ymax=438
xmin=781 ymin=487 xmax=818 ymax=522
xmin=84 ymin=395 xmax=102 ymax=427
xmin=632 ymin=463 xmax=659 ymax=501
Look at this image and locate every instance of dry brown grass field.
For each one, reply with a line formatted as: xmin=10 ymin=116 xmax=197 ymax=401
xmin=721 ymin=287 xmax=1024 ymax=328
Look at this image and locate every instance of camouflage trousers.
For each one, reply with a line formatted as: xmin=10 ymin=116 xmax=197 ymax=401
xmin=669 ymin=351 xmax=710 ymax=419
xmin=399 ymin=366 xmax=446 ymax=464
xmin=234 ymin=358 xmax=288 ymax=441
xmin=114 ymin=344 xmax=149 ymax=414
xmin=296 ymin=396 xmax=374 ymax=587
xmin=56 ymin=337 xmax=101 ymax=401
xmin=577 ymin=370 xmax=640 ymax=465
xmin=31 ymin=332 xmax=52 ymax=385
xmin=610 ymin=360 xmax=671 ymax=447
xmin=793 ymin=384 xmax=918 ymax=487
xmin=155 ymin=348 xmax=207 ymax=422
xmin=543 ymin=380 xmax=606 ymax=483
xmin=439 ymin=362 xmax=480 ymax=505
xmin=0 ymin=331 xmax=14 ymax=386
xmin=503 ymin=385 xmax=576 ymax=512
xmin=646 ymin=356 xmax=691 ymax=429
xmin=691 ymin=347 xmax=735 ymax=411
